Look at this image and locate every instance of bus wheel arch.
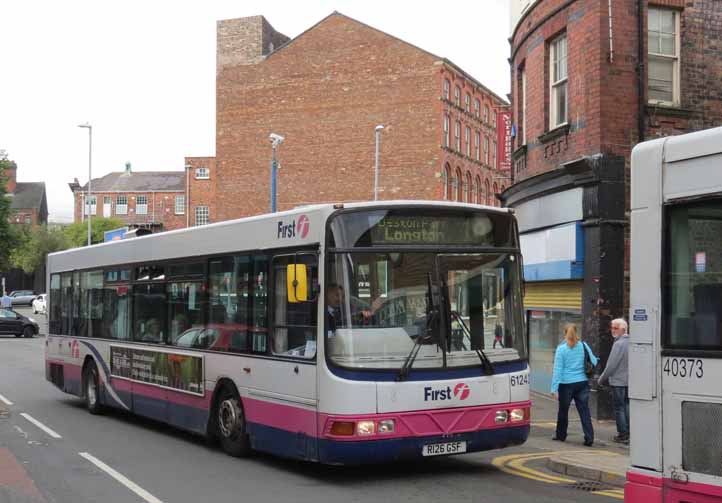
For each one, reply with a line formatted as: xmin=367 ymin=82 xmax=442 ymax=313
xmin=209 ymin=379 xmax=251 ymax=457
xmin=82 ymin=357 xmax=103 ymax=415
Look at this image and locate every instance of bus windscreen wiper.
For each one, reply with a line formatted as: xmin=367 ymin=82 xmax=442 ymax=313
xmin=396 ymin=273 xmax=440 ymax=382
xmin=450 ymin=310 xmax=494 ymax=376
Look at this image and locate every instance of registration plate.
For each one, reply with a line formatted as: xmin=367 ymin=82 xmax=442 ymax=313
xmin=422 ymin=441 xmax=467 ymax=457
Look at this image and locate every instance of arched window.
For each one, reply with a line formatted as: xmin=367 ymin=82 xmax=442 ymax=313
xmin=442 ymin=164 xmax=450 ymax=200
xmin=485 ymin=179 xmax=491 ymax=206
xmin=474 ymin=176 xmax=481 ymax=204
xmin=492 ymin=183 xmax=499 ymax=207
xmin=464 ymin=173 xmax=472 ymax=202
xmin=454 ymin=168 xmax=462 ymax=201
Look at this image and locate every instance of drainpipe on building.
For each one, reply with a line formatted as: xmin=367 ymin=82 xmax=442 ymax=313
xmin=637 ymin=0 xmax=646 ymax=142
xmin=185 ymin=164 xmax=191 ymax=228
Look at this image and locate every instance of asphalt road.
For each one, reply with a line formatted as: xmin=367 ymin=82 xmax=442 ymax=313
xmin=0 ymin=314 xmax=613 ymax=503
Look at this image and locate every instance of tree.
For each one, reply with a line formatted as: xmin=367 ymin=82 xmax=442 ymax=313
xmin=11 ymin=225 xmax=70 ymax=273
xmin=64 ymin=217 xmax=126 ymax=248
xmin=0 ymin=151 xmax=20 ymax=270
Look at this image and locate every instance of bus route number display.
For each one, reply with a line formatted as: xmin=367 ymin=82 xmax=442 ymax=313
xmin=663 ymin=357 xmax=703 ymax=379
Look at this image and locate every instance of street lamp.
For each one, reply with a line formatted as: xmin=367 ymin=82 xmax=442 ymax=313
xmin=374 ymin=125 xmax=384 ymax=201
xmin=269 ymin=133 xmax=284 ymax=212
xmin=78 ymin=123 xmax=92 ymax=246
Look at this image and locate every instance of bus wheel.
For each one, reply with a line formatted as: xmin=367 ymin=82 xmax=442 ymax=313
xmin=83 ymin=361 xmax=103 ymax=415
xmin=216 ymin=388 xmax=251 ymax=457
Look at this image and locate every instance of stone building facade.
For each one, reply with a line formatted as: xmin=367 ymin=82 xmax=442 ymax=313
xmin=503 ymin=0 xmax=722 ymax=417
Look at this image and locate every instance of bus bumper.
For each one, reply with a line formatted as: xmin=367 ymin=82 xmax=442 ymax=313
xmin=318 ymin=425 xmax=529 ymax=465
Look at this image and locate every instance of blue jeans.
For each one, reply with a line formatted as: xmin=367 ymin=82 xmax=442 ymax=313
xmin=556 ymin=381 xmax=594 ymax=443
xmin=612 ymin=386 xmax=630 ymax=437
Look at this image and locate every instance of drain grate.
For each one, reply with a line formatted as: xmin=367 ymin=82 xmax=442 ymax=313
xmin=563 ymin=481 xmax=614 ymax=492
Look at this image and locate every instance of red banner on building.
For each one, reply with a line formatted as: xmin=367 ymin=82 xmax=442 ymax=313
xmin=497 ymin=110 xmax=512 ymax=174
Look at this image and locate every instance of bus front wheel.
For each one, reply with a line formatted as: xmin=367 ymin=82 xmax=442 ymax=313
xmin=83 ymin=361 xmax=103 ymax=415
xmin=216 ymin=388 xmax=251 ymax=457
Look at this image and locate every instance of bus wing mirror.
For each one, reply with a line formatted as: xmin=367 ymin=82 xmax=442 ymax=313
xmin=287 ymin=264 xmax=308 ymax=303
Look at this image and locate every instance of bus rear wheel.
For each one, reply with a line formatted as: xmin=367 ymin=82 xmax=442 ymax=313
xmin=216 ymin=388 xmax=251 ymax=457
xmin=83 ymin=361 xmax=103 ymax=415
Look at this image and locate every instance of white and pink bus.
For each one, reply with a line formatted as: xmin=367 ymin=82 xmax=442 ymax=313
xmin=45 ymin=201 xmax=530 ymax=464
xmin=627 ymin=127 xmax=722 ymax=501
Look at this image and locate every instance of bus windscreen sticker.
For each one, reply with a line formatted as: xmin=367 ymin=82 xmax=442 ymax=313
xmin=110 ymin=346 xmax=204 ymax=396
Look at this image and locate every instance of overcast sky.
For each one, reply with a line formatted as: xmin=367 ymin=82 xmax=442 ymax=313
xmin=1 ymin=0 xmax=512 ymax=222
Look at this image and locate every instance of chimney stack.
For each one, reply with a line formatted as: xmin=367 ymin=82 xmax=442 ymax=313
xmin=4 ymin=161 xmax=17 ymax=193
xmin=125 ymin=161 xmax=132 ymax=174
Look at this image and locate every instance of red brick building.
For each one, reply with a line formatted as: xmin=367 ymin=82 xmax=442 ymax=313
xmin=502 ymin=0 xmax=722 ymax=414
xmin=4 ymin=160 xmax=48 ymax=227
xmin=215 ymin=12 xmax=510 ymax=220
xmin=69 ymin=159 xmax=216 ymax=231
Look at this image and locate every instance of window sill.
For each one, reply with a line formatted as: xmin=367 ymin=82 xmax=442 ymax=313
xmin=194 ymin=177 xmax=210 ymax=180
xmin=646 ymin=103 xmax=694 ymax=119
xmin=538 ymin=123 xmax=570 ymax=144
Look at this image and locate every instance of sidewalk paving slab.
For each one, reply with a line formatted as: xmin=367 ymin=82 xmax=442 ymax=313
xmin=547 ymin=450 xmax=628 ymax=487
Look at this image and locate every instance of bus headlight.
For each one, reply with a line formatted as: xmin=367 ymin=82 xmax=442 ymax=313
xmin=377 ymin=419 xmax=395 ymax=434
xmin=494 ymin=410 xmax=509 ymax=423
xmin=356 ymin=421 xmax=376 ymax=435
xmin=510 ymin=408 xmax=525 ymax=422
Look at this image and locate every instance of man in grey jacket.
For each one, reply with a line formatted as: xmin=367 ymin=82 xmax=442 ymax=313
xmin=599 ymin=318 xmax=629 ymax=444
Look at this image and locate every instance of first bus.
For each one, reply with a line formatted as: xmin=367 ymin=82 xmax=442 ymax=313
xmin=45 ymin=201 xmax=530 ymax=464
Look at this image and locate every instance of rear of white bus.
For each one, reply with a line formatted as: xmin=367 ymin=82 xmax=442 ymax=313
xmin=627 ymin=128 xmax=722 ymax=502
xmin=314 ymin=205 xmax=530 ymax=464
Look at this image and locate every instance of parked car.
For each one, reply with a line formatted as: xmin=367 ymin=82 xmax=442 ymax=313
xmin=9 ymin=290 xmax=36 ymax=307
xmin=0 ymin=308 xmax=39 ymax=338
xmin=32 ymin=294 xmax=47 ymax=315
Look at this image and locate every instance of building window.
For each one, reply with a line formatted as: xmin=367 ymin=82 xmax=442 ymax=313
xmin=550 ymin=34 xmax=568 ymax=128
xmin=465 ymin=93 xmax=471 ymax=113
xmin=84 ymin=195 xmax=97 ymax=216
xmin=484 ymin=136 xmax=490 ymax=165
xmin=474 ymin=98 xmax=480 ymax=118
xmin=443 ymin=115 xmax=450 ymax=147
xmin=483 ymin=104 xmax=489 ymax=124
xmin=492 ymin=183 xmax=499 ymax=206
xmin=442 ymin=164 xmax=450 ymax=200
xmin=103 ymin=196 xmax=112 ymax=216
xmin=455 ymin=121 xmax=461 ymax=152
xmin=465 ymin=127 xmax=471 ymax=157
xmin=492 ymin=140 xmax=497 ymax=168
xmin=195 ymin=206 xmax=209 ymax=226
xmin=175 ymin=195 xmax=185 ymax=215
xmin=116 ymin=195 xmax=128 ymax=215
xmin=24 ymin=215 xmax=31 ymax=225
xmin=475 ymin=131 xmax=480 ymax=161
xmin=195 ymin=167 xmax=210 ymax=179
xmin=521 ymin=67 xmax=527 ymax=145
xmin=451 ymin=169 xmax=459 ymax=201
xmin=454 ymin=86 xmax=461 ymax=107
xmin=136 ymin=195 xmax=148 ymax=215
xmin=648 ymin=8 xmax=679 ymax=105
xmin=474 ymin=176 xmax=481 ymax=204
xmin=485 ymin=179 xmax=491 ymax=206
xmin=443 ymin=79 xmax=450 ymax=100
xmin=464 ymin=173 xmax=471 ymax=203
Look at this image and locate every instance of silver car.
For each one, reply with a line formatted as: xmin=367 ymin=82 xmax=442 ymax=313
xmin=9 ymin=290 xmax=36 ymax=307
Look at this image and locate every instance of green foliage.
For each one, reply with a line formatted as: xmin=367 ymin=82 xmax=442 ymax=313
xmin=11 ymin=225 xmax=70 ymax=273
xmin=63 ymin=217 xmax=126 ymax=248
xmin=0 ymin=152 xmax=19 ymax=270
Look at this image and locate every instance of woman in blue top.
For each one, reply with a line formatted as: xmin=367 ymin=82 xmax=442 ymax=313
xmin=551 ymin=323 xmax=598 ymax=446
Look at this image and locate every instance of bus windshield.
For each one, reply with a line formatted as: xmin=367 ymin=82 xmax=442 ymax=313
xmin=326 ymin=209 xmax=526 ymax=370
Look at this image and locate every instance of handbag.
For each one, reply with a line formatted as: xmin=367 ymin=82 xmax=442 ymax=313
xmin=582 ymin=342 xmax=595 ymax=378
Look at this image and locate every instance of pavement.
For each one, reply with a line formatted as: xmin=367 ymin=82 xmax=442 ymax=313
xmin=526 ymin=390 xmax=629 ymax=488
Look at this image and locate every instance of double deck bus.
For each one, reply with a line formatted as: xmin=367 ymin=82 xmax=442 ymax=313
xmin=627 ymin=127 xmax=722 ymax=501
xmin=45 ymin=201 xmax=530 ymax=464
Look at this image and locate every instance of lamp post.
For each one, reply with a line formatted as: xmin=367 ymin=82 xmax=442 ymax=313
xmin=374 ymin=125 xmax=384 ymax=201
xmin=269 ymin=133 xmax=284 ymax=212
xmin=78 ymin=123 xmax=92 ymax=245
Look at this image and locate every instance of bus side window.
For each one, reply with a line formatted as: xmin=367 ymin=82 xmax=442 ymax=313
xmin=272 ymin=254 xmax=318 ymax=359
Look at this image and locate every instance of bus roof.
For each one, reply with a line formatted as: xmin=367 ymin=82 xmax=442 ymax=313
xmin=48 ymin=200 xmax=511 ymax=273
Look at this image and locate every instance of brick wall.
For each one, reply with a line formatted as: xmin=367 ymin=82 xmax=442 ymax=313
xmin=186 ymin=156 xmax=216 ymax=225
xmin=73 ymin=190 xmax=187 ymax=231
xmin=217 ymin=13 xmax=456 ymax=220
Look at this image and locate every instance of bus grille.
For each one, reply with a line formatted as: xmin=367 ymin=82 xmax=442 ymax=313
xmin=682 ymin=401 xmax=722 ymax=477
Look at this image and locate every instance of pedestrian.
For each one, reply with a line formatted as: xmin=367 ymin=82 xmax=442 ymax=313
xmin=551 ymin=323 xmax=598 ymax=446
xmin=599 ymin=318 xmax=630 ymax=444
xmin=493 ymin=322 xmax=504 ymax=348
xmin=0 ymin=292 xmax=12 ymax=309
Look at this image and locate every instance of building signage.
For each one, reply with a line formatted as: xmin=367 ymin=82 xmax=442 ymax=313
xmin=110 ymin=346 xmax=204 ymax=396
xmin=497 ymin=110 xmax=512 ymax=174
xmin=104 ymin=227 xmax=128 ymax=242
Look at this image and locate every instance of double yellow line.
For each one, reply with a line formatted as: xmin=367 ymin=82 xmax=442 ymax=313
xmin=491 ymin=450 xmax=624 ymax=500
